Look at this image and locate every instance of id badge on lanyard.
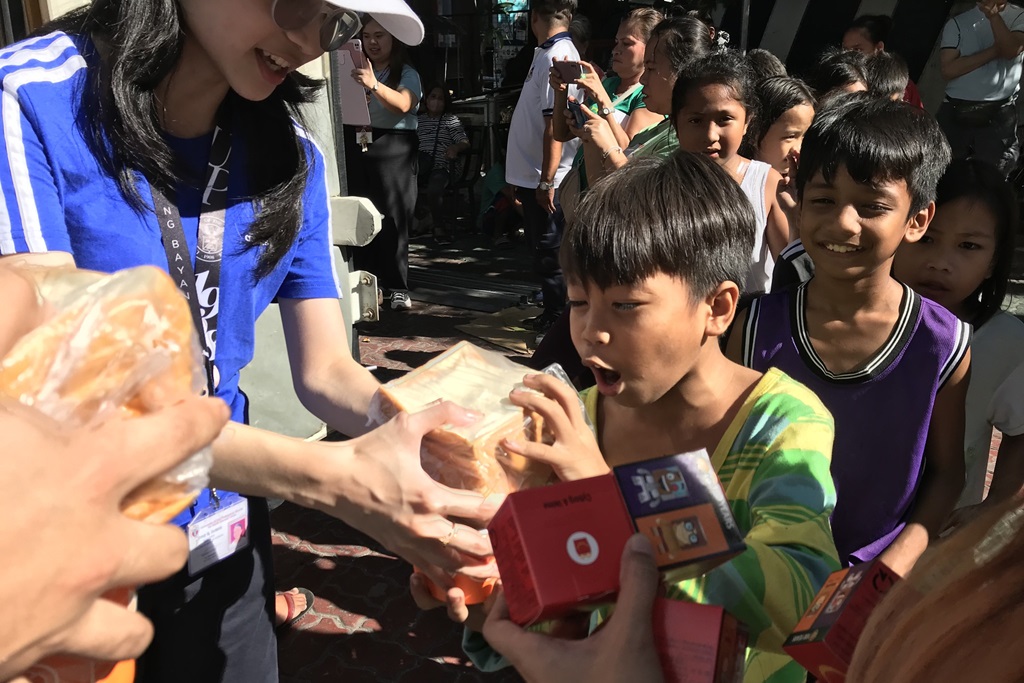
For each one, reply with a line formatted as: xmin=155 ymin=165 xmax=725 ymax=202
xmin=150 ymin=122 xmax=249 ymax=573
xmin=187 ymin=490 xmax=249 ymax=576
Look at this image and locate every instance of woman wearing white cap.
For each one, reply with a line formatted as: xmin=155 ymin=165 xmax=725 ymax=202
xmin=0 ymin=1 xmax=495 ymax=681
xmin=345 ymin=15 xmax=422 ymax=310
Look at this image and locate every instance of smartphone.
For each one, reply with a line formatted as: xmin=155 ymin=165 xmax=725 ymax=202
xmin=340 ymin=39 xmax=367 ymax=70
xmin=553 ymin=60 xmax=583 ymax=83
xmin=567 ymin=99 xmax=587 ymax=129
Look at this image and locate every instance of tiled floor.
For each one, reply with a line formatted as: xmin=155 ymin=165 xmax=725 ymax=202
xmin=272 ymin=504 xmax=522 ymax=683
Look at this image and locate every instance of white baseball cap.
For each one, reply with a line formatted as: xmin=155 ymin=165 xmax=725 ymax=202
xmin=326 ymin=0 xmax=425 ymax=46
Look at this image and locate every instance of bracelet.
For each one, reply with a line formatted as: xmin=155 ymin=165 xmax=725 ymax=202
xmin=601 ymin=146 xmax=622 ymax=161
xmin=372 ymin=81 xmax=379 ymax=92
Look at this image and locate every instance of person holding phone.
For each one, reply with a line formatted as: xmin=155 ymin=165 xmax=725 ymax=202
xmin=346 ymin=15 xmax=423 ymax=310
xmin=0 ymin=2 xmax=496 ymax=682
xmin=552 ymin=8 xmax=664 ymax=169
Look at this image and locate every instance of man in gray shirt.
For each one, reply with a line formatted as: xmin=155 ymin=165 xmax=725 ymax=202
xmin=938 ymin=0 xmax=1024 ymax=175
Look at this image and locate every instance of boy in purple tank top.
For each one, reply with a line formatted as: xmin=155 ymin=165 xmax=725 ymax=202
xmin=727 ymin=95 xmax=970 ymax=576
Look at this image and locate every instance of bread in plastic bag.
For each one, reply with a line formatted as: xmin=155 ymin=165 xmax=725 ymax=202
xmin=369 ymin=341 xmax=594 ymax=604
xmin=369 ymin=341 xmax=570 ymax=497
xmin=0 ymin=265 xmax=213 ymax=524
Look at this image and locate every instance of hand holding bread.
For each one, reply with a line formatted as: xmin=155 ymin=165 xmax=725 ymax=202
xmin=308 ymin=399 xmax=503 ymax=592
xmin=503 ymin=373 xmax=609 ymax=482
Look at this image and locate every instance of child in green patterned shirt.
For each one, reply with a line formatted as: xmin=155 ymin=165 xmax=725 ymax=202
xmin=472 ymin=151 xmax=841 ymax=683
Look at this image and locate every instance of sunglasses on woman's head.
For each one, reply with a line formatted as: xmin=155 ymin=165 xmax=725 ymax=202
xmin=271 ymin=0 xmax=362 ymax=52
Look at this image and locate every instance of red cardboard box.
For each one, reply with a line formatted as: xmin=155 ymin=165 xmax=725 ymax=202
xmin=489 ymin=451 xmax=747 ymax=627
xmin=654 ymin=598 xmax=748 ymax=683
xmin=487 ymin=474 xmax=636 ymax=626
xmin=783 ymin=560 xmax=899 ymax=682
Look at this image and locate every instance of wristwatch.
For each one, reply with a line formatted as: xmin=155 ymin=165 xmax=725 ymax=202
xmin=599 ymin=105 xmax=612 ymax=117
xmin=538 ymin=180 xmax=555 ymax=191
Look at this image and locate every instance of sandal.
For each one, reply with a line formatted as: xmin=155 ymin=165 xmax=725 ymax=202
xmin=275 ymin=587 xmax=315 ymax=630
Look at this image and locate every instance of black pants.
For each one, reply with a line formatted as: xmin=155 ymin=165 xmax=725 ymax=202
xmin=136 ymin=498 xmax=277 ymax=683
xmin=515 ymin=186 xmax=566 ymax=316
xmin=420 ymin=168 xmax=450 ymax=227
xmin=345 ymin=126 xmax=417 ymax=292
xmin=937 ymin=98 xmax=1020 ymax=176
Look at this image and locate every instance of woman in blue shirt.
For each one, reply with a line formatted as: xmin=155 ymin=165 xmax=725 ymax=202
xmin=0 ymin=1 xmax=495 ymax=681
xmin=347 ymin=16 xmax=422 ymax=310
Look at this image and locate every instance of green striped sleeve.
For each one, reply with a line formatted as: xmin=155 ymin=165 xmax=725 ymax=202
xmin=665 ymin=375 xmax=841 ymax=683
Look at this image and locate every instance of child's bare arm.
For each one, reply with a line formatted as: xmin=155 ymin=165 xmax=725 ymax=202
xmin=765 ymin=169 xmax=790 ymax=260
xmin=986 ymin=432 xmax=1024 ymax=503
xmin=880 ymin=350 xmax=970 ymax=575
xmin=946 ymin=431 xmax=1024 ymax=531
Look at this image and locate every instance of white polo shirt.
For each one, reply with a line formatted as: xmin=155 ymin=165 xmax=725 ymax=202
xmin=505 ymin=31 xmax=581 ymax=188
xmin=941 ymin=4 xmax=1024 ymax=102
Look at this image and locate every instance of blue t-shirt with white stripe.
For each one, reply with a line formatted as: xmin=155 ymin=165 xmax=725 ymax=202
xmin=0 ymin=31 xmax=341 ymax=431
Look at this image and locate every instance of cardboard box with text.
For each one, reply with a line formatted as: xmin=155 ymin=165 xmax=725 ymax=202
xmin=783 ymin=560 xmax=899 ymax=683
xmin=654 ymin=598 xmax=748 ymax=683
xmin=487 ymin=474 xmax=635 ymax=626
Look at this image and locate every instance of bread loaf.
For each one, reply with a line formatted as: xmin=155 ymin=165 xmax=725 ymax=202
xmin=0 ymin=265 xmax=207 ymax=523
xmin=375 ymin=341 xmax=553 ymax=496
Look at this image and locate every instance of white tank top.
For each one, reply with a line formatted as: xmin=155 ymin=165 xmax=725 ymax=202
xmin=737 ymin=159 xmax=775 ymax=292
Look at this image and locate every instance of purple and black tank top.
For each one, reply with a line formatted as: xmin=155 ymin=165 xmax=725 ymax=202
xmin=741 ymin=282 xmax=971 ymax=565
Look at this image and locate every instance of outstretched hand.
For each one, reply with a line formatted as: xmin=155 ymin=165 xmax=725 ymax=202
xmin=409 ymin=573 xmax=496 ymax=631
xmin=311 ymin=401 xmax=503 ymax=591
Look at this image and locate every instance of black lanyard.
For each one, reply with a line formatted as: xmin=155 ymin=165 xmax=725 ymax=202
xmin=150 ymin=125 xmax=232 ymax=396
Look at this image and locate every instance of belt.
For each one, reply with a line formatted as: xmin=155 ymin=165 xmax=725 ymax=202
xmin=944 ymin=94 xmax=1015 ymax=107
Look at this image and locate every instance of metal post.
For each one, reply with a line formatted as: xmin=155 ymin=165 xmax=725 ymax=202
xmin=741 ymin=0 xmax=751 ymax=52
xmin=1 ymin=0 xmax=17 ymax=47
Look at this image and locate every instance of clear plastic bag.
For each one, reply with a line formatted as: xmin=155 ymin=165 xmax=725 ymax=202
xmin=368 ymin=341 xmax=590 ymax=496
xmin=0 ymin=265 xmax=212 ymax=524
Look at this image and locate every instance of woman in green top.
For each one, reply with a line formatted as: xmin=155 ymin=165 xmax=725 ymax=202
xmin=552 ymin=9 xmax=664 ymax=161
xmin=569 ymin=16 xmax=714 ymax=188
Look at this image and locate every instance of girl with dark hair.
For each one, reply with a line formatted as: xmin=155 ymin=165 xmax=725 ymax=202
xmin=0 ymin=2 xmax=496 ymax=682
xmin=743 ymin=76 xmax=815 ymax=186
xmin=672 ymin=51 xmax=791 ymax=292
xmin=842 ymin=14 xmax=923 ymax=107
xmin=746 ymin=47 xmax=787 ymax=82
xmin=346 ymin=15 xmax=422 ymax=309
xmin=416 ymin=84 xmax=468 ymax=243
xmin=843 ymin=13 xmax=892 ymax=53
xmin=894 ymin=159 xmax=1024 ymax=522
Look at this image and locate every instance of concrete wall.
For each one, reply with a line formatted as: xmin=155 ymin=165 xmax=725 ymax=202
xmin=34 ymin=0 xmax=85 ymax=22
